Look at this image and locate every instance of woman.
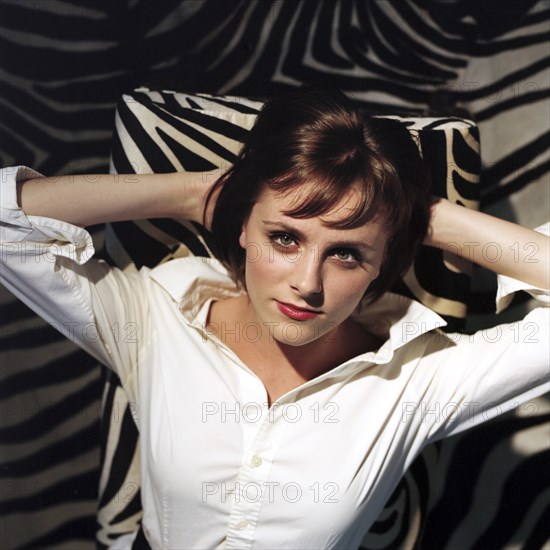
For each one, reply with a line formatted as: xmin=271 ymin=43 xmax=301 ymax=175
xmin=1 ymin=87 xmax=548 ymax=549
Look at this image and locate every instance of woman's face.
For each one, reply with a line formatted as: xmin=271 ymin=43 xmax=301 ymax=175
xmin=239 ymin=184 xmax=388 ymax=347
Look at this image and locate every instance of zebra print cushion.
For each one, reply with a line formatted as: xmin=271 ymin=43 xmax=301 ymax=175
xmin=97 ymin=89 xmax=481 ymax=548
xmin=109 ymin=88 xmax=481 ymax=325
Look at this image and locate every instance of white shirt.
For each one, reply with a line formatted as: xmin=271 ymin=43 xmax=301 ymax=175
xmin=1 ymin=165 xmax=549 ymax=550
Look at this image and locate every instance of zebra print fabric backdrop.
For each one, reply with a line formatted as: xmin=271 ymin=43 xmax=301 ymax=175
xmin=1 ymin=1 xmax=548 ymax=549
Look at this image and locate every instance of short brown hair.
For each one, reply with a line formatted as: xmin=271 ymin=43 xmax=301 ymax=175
xmin=206 ymin=86 xmax=431 ymax=303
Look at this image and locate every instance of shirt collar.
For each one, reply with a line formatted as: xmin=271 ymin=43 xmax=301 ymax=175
xmin=349 ymin=292 xmax=447 ymax=363
xmin=149 ymin=256 xmax=245 ymax=322
xmin=148 ymin=256 xmax=447 ymax=367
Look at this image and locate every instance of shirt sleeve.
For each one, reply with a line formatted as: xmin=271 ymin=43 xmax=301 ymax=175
xmin=410 ymin=230 xmax=550 ymax=443
xmin=495 ymin=221 xmax=550 ymax=313
xmin=0 ymin=165 xmax=151 ymax=396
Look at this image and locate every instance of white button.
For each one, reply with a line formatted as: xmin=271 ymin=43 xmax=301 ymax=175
xmin=237 ymin=519 xmax=248 ymax=530
xmin=251 ymin=455 xmax=262 ymax=467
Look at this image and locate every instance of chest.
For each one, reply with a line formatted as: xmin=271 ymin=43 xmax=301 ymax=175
xmin=251 ymin=366 xmax=309 ymax=407
xmin=138 ymin=317 xmax=432 ymax=546
xmin=219 ymin=339 xmax=312 ymax=406
xmin=141 ymin=344 xmax=422 ymax=549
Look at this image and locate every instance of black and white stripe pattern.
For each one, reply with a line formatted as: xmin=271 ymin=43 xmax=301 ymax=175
xmin=1 ymin=1 xmax=547 ymax=548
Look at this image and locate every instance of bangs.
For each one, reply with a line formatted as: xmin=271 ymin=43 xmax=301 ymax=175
xmin=266 ymin=166 xmax=403 ymax=232
xmin=262 ymin=116 xmax=410 ymax=233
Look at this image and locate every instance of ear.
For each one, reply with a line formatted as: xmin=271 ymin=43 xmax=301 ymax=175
xmin=239 ymin=223 xmax=247 ymax=249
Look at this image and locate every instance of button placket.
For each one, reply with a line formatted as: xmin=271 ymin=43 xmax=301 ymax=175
xmin=251 ymin=455 xmax=263 ymax=468
xmin=236 ymin=519 xmax=249 ymax=530
xmin=225 ymin=400 xmax=292 ymax=549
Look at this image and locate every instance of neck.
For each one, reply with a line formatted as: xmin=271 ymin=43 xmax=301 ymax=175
xmin=209 ymin=296 xmax=378 ymax=381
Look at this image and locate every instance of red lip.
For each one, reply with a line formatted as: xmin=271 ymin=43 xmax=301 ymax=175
xmin=276 ymin=301 xmax=321 ymax=321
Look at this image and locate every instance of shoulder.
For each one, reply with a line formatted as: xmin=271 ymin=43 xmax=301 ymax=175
xmin=143 ymin=256 xmax=244 ymax=316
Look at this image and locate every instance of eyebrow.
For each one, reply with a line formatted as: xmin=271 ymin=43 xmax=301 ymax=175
xmin=262 ymin=220 xmax=377 ymax=252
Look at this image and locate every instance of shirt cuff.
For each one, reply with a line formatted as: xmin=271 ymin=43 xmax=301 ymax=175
xmin=0 ymin=165 xmax=94 ymax=265
xmin=0 ymin=165 xmax=42 ymax=231
xmin=495 ymin=222 xmax=550 ymax=313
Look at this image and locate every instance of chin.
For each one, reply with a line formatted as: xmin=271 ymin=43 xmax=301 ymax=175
xmin=275 ymin=335 xmax=317 ymax=348
xmin=271 ymin=320 xmax=337 ymax=348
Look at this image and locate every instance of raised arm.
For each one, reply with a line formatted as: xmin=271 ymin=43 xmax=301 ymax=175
xmin=425 ymin=198 xmax=549 ymax=290
xmin=14 ymin=169 xmax=216 ymax=228
xmin=1 ymin=164 xmax=220 ymax=380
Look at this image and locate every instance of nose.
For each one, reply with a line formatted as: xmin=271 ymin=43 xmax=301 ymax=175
xmin=289 ymin=248 xmax=323 ymax=298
